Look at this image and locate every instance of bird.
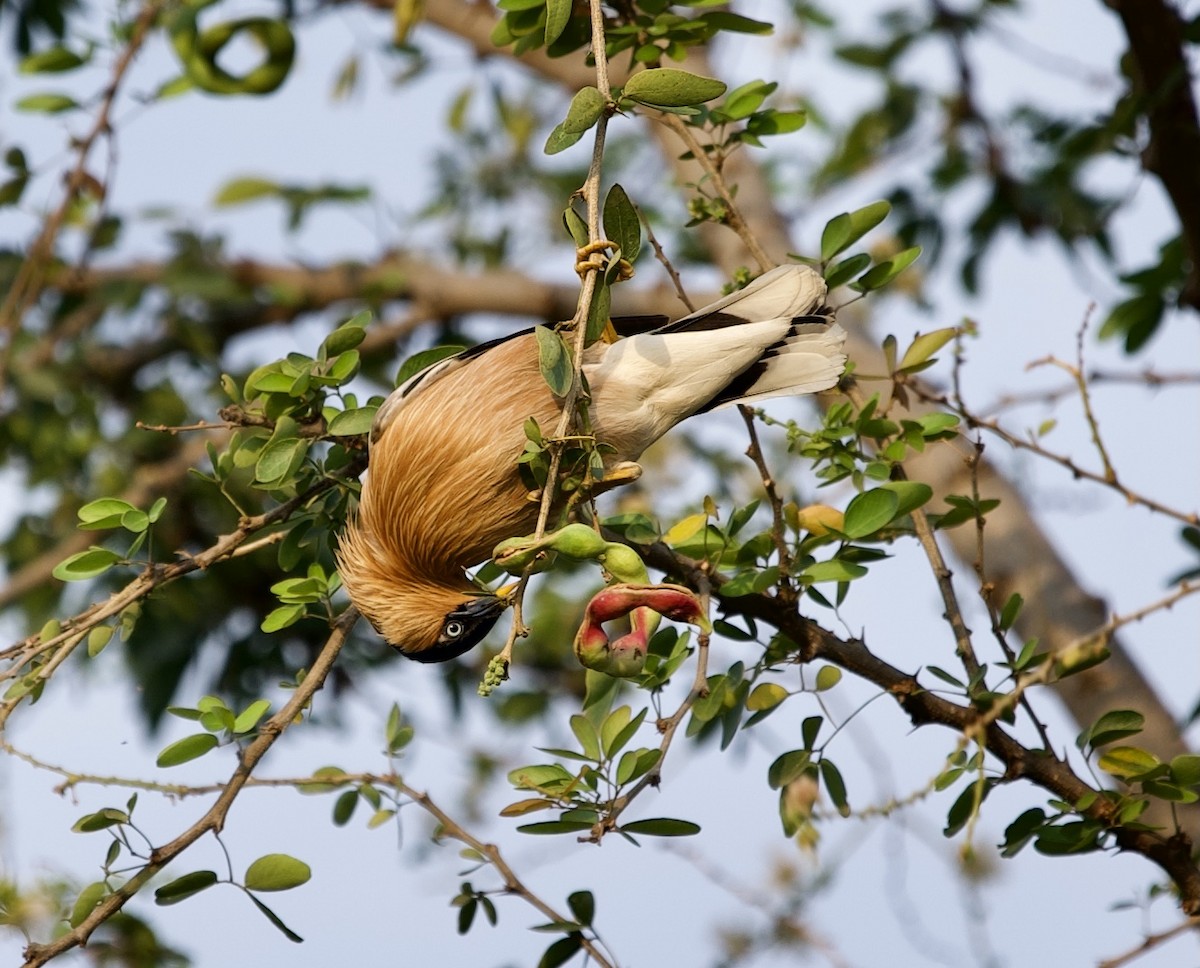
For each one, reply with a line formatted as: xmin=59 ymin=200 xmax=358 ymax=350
xmin=337 ymin=264 xmax=847 ymax=662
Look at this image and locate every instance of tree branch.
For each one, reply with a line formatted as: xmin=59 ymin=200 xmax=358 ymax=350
xmin=21 ymin=607 xmax=360 ymax=967
xmin=1104 ymin=0 xmax=1200 ymax=310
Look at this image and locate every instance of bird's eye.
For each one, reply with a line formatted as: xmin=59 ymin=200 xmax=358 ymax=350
xmin=444 ymin=620 xmax=464 ymax=639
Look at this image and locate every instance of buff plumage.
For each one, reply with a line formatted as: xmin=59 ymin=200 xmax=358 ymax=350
xmin=337 ymin=265 xmax=847 ymax=661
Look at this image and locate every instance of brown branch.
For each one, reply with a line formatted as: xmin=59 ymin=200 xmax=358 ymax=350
xmin=915 ymin=383 xmax=1199 ymax=527
xmin=0 ymin=436 xmax=217 ymax=611
xmin=21 ymin=606 xmax=359 ymax=967
xmin=1097 ymin=917 xmax=1200 ymax=968
xmin=1104 ymin=0 xmax=1200 ymax=310
xmin=623 ymin=536 xmax=1200 ymax=916
xmin=403 ymin=783 xmax=617 ymax=967
xmin=738 ymin=408 xmax=797 ymax=603
xmin=0 ymin=1 xmax=164 ymax=395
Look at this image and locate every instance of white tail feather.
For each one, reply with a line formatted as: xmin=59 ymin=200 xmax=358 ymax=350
xmin=710 ymin=323 xmax=847 ymax=408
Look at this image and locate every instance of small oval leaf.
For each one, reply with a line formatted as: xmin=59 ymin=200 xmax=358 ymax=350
xmin=244 ymin=853 xmax=312 ymax=892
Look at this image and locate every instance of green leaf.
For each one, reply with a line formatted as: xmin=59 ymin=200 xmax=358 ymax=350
xmin=213 ymin=176 xmax=279 ymax=206
xmin=156 ymin=732 xmax=219 ymax=768
xmin=534 ymin=326 xmax=572 ymax=396
xmin=798 ymin=559 xmax=868 ymax=583
xmin=244 ymin=853 xmax=312 ymax=892
xmin=820 ymin=213 xmax=852 ymax=262
xmin=254 ymin=437 xmax=307 ymax=485
xmin=69 ymin=881 xmax=107 ymax=927
xmin=332 ymin=789 xmax=358 ymax=826
xmin=52 ymin=547 xmax=121 ymax=581
xmin=855 ymin=246 xmax=922 ymax=292
xmin=615 ymin=748 xmax=660 ymax=785
xmin=768 ymin=749 xmax=811 ymax=789
xmin=1098 ymin=745 xmax=1161 ymax=780
xmin=261 ymin=603 xmax=306 ymax=633
xmin=619 ymin=817 xmax=701 ymax=837
xmin=1098 ymin=293 xmax=1164 ymax=351
xmin=87 ymin=625 xmax=114 ymax=657
xmin=328 ymin=406 xmax=377 ymax=437
xmin=538 ymin=934 xmax=583 ymax=968
xmin=567 ymin=890 xmax=595 ymax=927
xmin=1077 ymin=709 xmax=1144 ymax=750
xmin=563 ymin=205 xmax=589 ymax=248
xmin=820 ymin=200 xmax=890 ymax=262
xmin=154 ymin=870 xmax=219 ymax=906
xmin=247 ymin=892 xmax=304 ymax=943
xmin=1170 ymin=754 xmax=1200 ymax=788
xmin=72 ymin=807 xmax=129 ymax=833
xmin=233 ymin=698 xmax=271 ymax=734
xmin=600 ymin=705 xmax=647 ymax=759
xmin=879 ymin=480 xmax=934 ymax=517
xmin=823 ymin=252 xmax=871 ymax=288
xmin=569 ymin=714 xmax=601 ymax=761
xmin=20 ymin=46 xmax=88 ymax=74
xmin=585 ymin=281 xmax=611 ymax=346
xmin=544 ymin=0 xmax=572 ymax=46
xmin=943 ymin=779 xmax=993 ymax=837
xmin=623 ymin=68 xmax=726 ymax=107
xmin=898 ymin=327 xmax=957 ymax=372
xmin=842 ymin=488 xmax=900 ymax=539
xmin=15 ymin=92 xmax=79 ymax=113
xmin=545 ymin=86 xmax=606 ymax=154
xmin=603 ymin=184 xmax=641 ymax=264
xmin=518 ymin=820 xmax=596 ymax=835
xmin=999 ymin=593 xmax=1023 ymax=631
xmin=321 ymin=317 xmax=368 ymax=357
xmin=746 ymin=682 xmax=787 ymax=711
xmin=814 ymin=665 xmax=842 ymax=691
xmin=77 ymin=497 xmax=137 ymax=530
xmin=819 ymin=758 xmax=850 ymax=816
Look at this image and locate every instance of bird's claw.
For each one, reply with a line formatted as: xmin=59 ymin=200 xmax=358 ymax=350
xmin=574 ymin=239 xmax=634 ymax=283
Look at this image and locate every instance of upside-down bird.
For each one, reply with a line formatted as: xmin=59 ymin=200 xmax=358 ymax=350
xmin=337 ymin=264 xmax=847 ymax=662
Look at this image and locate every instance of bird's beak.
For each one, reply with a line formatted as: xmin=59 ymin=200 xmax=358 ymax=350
xmin=460 ymin=593 xmax=509 ymax=621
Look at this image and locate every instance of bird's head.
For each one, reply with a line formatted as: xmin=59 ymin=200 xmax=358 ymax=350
xmin=356 ymin=579 xmax=508 ymax=662
xmin=398 ymin=591 xmax=508 ymax=663
xmin=337 ymin=522 xmax=509 ymax=662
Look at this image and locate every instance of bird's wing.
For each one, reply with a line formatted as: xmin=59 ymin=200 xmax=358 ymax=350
xmin=653 ymin=264 xmax=829 ymax=334
xmin=586 ymin=265 xmax=844 ymax=457
xmin=370 ymin=327 xmax=534 ymax=445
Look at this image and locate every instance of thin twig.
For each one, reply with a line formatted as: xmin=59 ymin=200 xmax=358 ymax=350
xmin=495 ymin=0 xmax=614 ymax=671
xmin=739 ymin=407 xmax=797 ymax=603
xmin=1096 ymin=918 xmax=1200 ymax=968
xmin=21 ymin=607 xmax=359 ymax=967
xmin=847 ymin=381 xmax=981 ymax=677
xmin=405 ymin=782 xmax=618 ymax=967
xmin=0 ymin=0 xmax=163 ymax=400
xmin=914 ymin=382 xmax=1200 ymax=526
xmin=658 ymin=112 xmax=773 ymax=272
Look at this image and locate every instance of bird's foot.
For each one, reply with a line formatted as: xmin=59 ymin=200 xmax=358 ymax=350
xmin=574 ymin=239 xmax=634 ymax=283
xmin=588 ymin=460 xmax=643 ymax=497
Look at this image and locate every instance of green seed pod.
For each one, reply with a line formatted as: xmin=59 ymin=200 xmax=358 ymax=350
xmin=598 ymin=543 xmax=649 ymax=583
